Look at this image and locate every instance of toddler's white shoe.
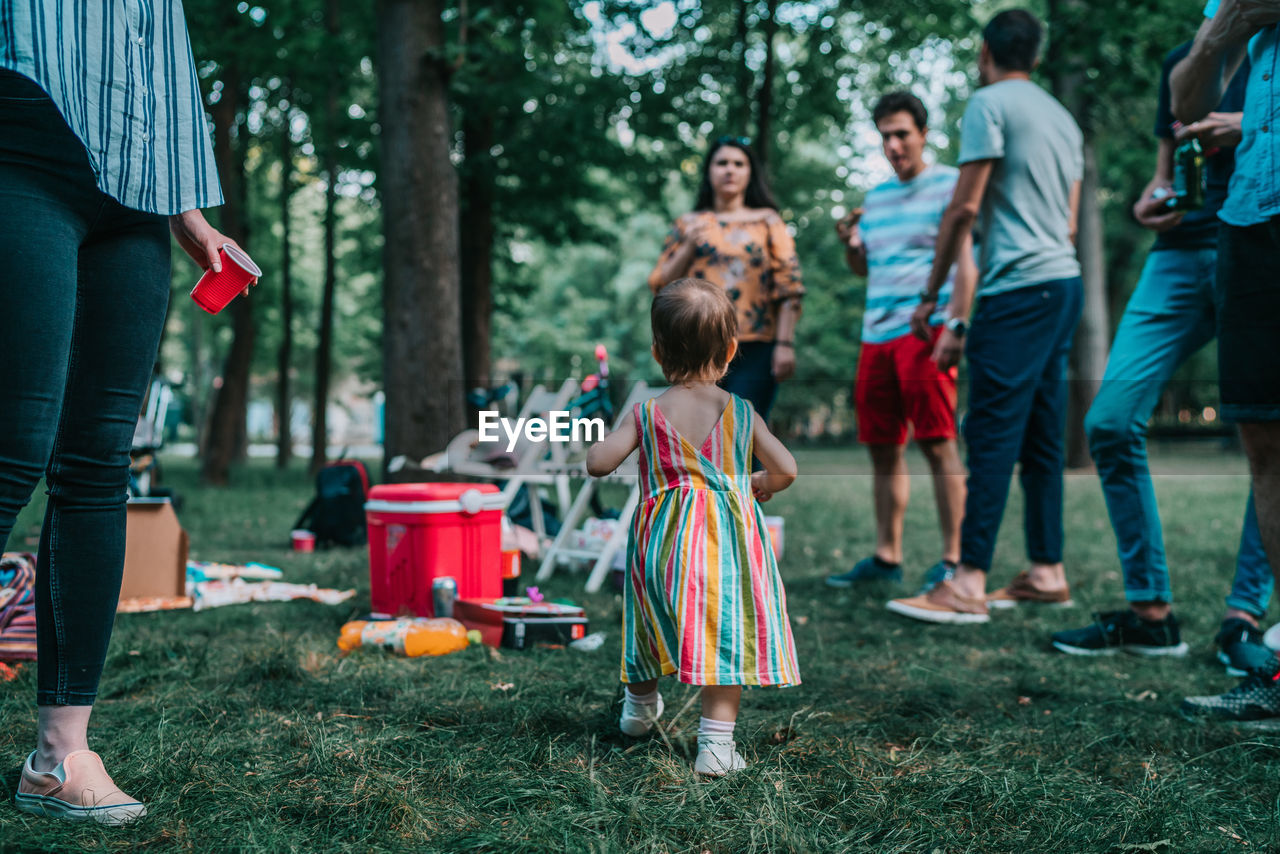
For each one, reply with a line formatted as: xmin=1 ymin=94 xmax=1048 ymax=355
xmin=694 ymin=735 xmax=746 ymax=776
xmin=619 ymin=693 xmax=664 ymax=737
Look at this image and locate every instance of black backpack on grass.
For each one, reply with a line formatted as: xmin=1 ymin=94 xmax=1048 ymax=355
xmin=293 ymin=460 xmax=370 ymax=547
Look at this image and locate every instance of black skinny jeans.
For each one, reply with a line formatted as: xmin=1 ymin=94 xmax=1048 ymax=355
xmin=0 ymin=70 xmax=170 ymax=705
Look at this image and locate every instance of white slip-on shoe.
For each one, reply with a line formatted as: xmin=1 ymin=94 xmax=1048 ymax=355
xmin=15 ymin=750 xmax=147 ymax=826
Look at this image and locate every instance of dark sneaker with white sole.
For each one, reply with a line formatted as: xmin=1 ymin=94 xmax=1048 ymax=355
xmin=1215 ymin=617 xmax=1277 ymax=677
xmin=1051 ymin=610 xmax=1189 ymax=657
xmin=1182 ymin=673 xmax=1280 ymax=721
xmin=826 ymin=556 xmax=902 ymax=587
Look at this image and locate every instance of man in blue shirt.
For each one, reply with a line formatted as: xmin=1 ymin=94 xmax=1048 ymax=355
xmin=1174 ymin=0 xmax=1280 ymax=719
xmin=1051 ymin=41 xmax=1273 ymax=675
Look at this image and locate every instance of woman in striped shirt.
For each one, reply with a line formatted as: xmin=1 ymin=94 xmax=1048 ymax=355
xmin=1 ymin=2 xmax=247 ymax=825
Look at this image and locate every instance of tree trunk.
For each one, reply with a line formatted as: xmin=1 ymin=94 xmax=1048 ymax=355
xmin=1067 ymin=138 xmax=1110 ymax=468
xmin=376 ymin=0 xmax=464 ymax=474
xmin=1047 ymin=0 xmax=1110 ymax=469
xmin=201 ymin=68 xmax=254 ymax=486
xmin=734 ymin=0 xmax=751 ymax=133
xmin=276 ymin=98 xmax=294 ymax=470
xmin=461 ymin=111 xmax=494 ymax=396
xmin=312 ymin=0 xmax=341 ymax=473
xmin=754 ymin=0 xmax=778 ymax=176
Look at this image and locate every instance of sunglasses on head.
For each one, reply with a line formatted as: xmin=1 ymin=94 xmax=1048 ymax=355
xmin=714 ymin=135 xmax=751 ymax=147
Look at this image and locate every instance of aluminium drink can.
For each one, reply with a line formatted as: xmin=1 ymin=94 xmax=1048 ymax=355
xmin=432 ymin=576 xmax=458 ymax=618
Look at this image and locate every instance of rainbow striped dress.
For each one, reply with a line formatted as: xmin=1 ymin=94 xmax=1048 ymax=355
xmin=621 ymin=394 xmax=801 ymax=687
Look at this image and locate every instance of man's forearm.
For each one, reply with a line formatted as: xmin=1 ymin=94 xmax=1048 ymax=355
xmin=844 ymin=245 xmax=868 ymax=277
xmin=1171 ymin=13 xmax=1249 ymax=123
xmin=924 ymin=205 xmax=977 ymax=299
xmin=948 ymin=248 xmax=978 ymax=320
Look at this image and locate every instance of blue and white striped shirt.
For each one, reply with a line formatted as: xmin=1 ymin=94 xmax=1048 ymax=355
xmin=1 ymin=0 xmax=222 ymax=215
xmin=859 ymin=163 xmax=957 ymax=344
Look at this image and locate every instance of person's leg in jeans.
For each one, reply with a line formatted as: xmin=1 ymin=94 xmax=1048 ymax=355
xmin=0 ymin=85 xmax=170 ymax=772
xmin=1013 ymin=278 xmax=1083 ymax=594
xmin=719 ymin=341 xmax=778 ymax=471
xmin=925 ymin=285 xmax=1066 ymax=603
xmin=1225 ymin=490 xmax=1272 ymax=619
xmin=719 ymin=341 xmax=779 ymax=421
xmin=1083 ymin=249 xmax=1218 ymax=619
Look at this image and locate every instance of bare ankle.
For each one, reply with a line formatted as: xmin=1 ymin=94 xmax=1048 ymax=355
xmin=952 ymin=565 xmax=986 ymax=598
xmin=1130 ymin=601 xmax=1172 ymax=622
xmin=1223 ymin=608 xmax=1259 ymax=627
xmin=1027 ymin=563 xmax=1066 ymax=589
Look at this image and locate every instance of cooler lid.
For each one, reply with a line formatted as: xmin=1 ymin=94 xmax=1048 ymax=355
xmin=366 ymin=482 xmax=505 ymax=516
xmin=368 ymin=483 xmax=499 ymax=502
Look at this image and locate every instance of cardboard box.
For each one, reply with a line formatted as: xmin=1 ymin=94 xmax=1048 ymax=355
xmin=119 ymin=498 xmax=189 ymax=602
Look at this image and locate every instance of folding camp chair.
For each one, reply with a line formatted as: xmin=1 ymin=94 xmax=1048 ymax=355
xmin=390 ymin=379 xmax=578 ymax=543
xmin=535 ymin=381 xmax=663 ymax=592
xmin=129 ymin=378 xmax=174 ymax=499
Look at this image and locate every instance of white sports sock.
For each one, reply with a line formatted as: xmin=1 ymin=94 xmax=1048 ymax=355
xmin=698 ymin=716 xmax=736 ymax=737
xmin=626 ymin=686 xmax=659 ymax=706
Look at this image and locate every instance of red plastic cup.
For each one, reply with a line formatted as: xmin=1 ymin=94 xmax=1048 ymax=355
xmin=190 ymin=244 xmax=261 ymax=314
xmin=291 ymin=529 xmax=316 ymax=553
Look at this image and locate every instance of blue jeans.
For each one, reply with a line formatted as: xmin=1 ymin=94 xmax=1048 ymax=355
xmin=960 ymin=278 xmax=1083 ymax=572
xmin=1085 ymin=247 xmax=1272 ymax=615
xmin=720 ymin=341 xmax=778 ymax=420
xmin=0 ymin=74 xmax=171 ymax=705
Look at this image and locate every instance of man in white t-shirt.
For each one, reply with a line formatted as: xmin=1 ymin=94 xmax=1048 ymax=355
xmin=825 ymin=91 xmax=975 ymax=595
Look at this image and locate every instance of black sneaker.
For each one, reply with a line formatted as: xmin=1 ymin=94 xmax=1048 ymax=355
xmin=826 ymin=556 xmax=901 ymax=587
xmin=1182 ymin=673 xmax=1280 ymax=721
xmin=1215 ymin=617 xmax=1277 ymax=677
xmin=1051 ymin=610 xmax=1190 ymax=657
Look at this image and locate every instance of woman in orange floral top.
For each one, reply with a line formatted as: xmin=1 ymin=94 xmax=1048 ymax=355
xmin=648 ymin=137 xmax=804 ymax=419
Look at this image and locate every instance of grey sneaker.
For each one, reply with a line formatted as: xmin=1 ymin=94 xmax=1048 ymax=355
xmin=826 ymin=556 xmax=901 ymax=587
xmin=1182 ymin=674 xmax=1280 ymax=721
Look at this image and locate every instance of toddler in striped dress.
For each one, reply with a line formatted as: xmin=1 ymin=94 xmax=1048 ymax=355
xmin=586 ymin=278 xmax=802 ymax=776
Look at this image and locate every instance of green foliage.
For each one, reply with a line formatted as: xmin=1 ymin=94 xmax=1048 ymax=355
xmin=166 ymin=0 xmax=1223 ymax=442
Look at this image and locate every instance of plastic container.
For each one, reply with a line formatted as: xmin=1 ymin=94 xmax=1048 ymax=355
xmin=365 ymin=483 xmax=504 ymax=617
xmin=290 ymin=529 xmax=316 ymax=553
xmin=190 ymin=244 xmax=261 ymax=314
xmin=337 ymin=618 xmax=468 ymax=656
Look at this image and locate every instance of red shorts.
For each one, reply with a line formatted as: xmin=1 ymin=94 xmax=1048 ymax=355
xmin=854 ymin=327 xmax=958 ymax=445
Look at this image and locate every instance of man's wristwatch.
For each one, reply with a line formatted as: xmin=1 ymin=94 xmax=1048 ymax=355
xmin=917 ymin=289 xmax=938 ymax=303
xmin=944 ymin=317 xmax=968 ymax=338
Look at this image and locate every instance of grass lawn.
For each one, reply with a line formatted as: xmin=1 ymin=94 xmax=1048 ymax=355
xmin=2 ymin=446 xmax=1278 ymax=852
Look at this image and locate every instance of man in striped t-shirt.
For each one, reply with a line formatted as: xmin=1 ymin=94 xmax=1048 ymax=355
xmin=826 ymin=92 xmax=977 ymax=594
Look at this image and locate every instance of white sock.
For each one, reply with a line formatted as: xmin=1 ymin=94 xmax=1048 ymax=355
xmin=698 ymin=716 xmax=735 ymax=737
xmin=626 ymin=686 xmax=659 ymax=706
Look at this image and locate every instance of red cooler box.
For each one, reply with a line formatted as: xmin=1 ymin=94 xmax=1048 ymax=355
xmin=366 ymin=483 xmax=505 ymax=617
